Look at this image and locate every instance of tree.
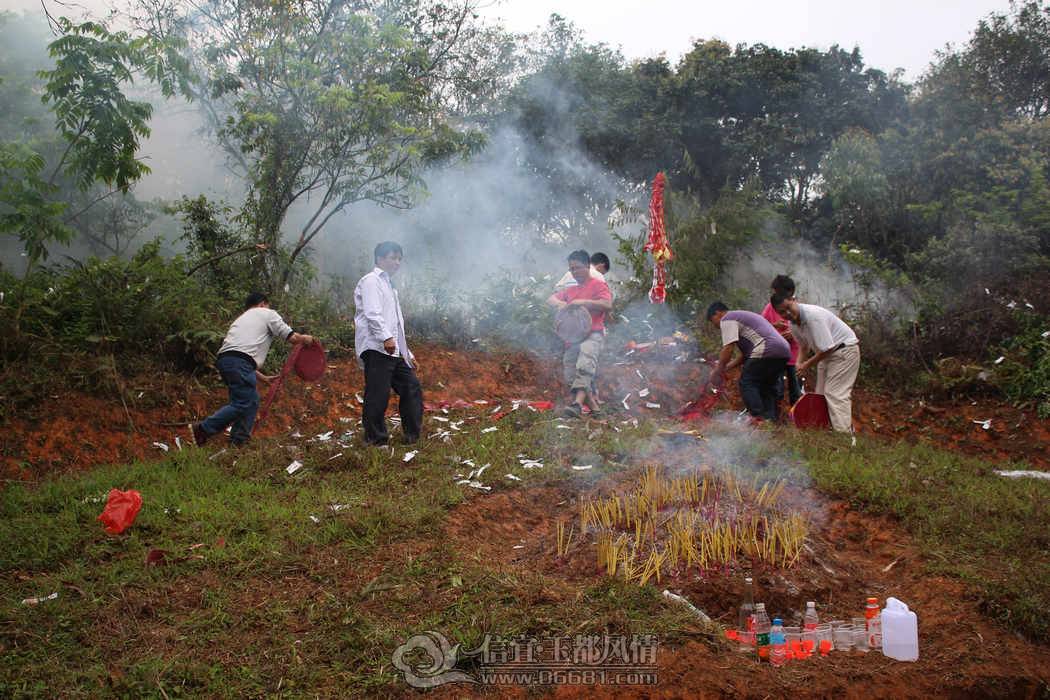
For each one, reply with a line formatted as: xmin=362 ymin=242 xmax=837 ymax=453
xmin=0 ymin=12 xmax=187 ymax=269
xmin=135 ymin=0 xmax=516 ymax=288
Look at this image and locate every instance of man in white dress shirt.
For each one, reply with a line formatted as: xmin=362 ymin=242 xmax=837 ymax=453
xmin=354 ymin=241 xmax=423 ymax=446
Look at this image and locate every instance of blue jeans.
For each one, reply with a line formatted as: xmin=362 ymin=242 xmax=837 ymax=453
xmin=200 ymin=354 xmax=259 ymax=444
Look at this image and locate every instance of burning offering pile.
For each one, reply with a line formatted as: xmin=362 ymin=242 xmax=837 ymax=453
xmin=570 ymin=466 xmax=807 ymax=584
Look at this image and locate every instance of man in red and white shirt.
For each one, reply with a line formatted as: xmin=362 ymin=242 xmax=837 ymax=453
xmin=547 ymin=249 xmax=613 ymax=418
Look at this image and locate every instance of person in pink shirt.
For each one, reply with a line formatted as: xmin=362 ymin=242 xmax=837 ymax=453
xmin=760 ymin=275 xmax=802 ymax=407
xmin=547 ymin=249 xmax=613 ymax=418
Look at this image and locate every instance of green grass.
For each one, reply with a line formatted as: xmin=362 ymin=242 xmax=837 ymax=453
xmin=784 ymin=430 xmax=1050 ymax=643
xmin=2 ymin=411 xmax=1046 ymax=696
xmin=0 ymin=412 xmax=693 ymax=697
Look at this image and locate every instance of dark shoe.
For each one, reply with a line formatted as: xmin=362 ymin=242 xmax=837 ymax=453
xmin=364 ymin=439 xmax=389 ymax=447
xmin=561 ymin=404 xmax=583 ymax=419
xmin=402 ymin=436 xmax=419 ymax=445
xmin=191 ymin=423 xmax=209 ymax=447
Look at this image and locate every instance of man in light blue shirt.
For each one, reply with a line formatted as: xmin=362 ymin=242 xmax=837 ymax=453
xmin=353 ymin=241 xmax=423 ymax=446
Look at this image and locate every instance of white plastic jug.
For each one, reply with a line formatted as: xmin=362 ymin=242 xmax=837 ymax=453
xmin=880 ymin=596 xmax=919 ymax=661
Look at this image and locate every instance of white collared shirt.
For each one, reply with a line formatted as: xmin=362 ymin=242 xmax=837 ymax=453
xmin=353 ymin=267 xmax=414 ymax=367
xmin=790 ymin=303 xmax=858 ymax=353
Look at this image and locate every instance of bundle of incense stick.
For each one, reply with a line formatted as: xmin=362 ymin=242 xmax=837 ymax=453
xmin=577 ymin=465 xmax=807 ymax=584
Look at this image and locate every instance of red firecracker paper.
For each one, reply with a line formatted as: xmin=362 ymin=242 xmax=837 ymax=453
xmin=644 ymin=172 xmax=673 ymax=304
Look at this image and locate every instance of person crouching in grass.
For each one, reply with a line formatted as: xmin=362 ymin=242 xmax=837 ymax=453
xmin=547 ymin=249 xmax=613 ymax=418
xmin=192 ymin=292 xmax=315 ymax=447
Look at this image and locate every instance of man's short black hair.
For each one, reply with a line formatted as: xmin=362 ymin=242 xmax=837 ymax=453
xmin=590 ymin=252 xmax=611 ymax=269
xmin=706 ymin=301 xmax=729 ymax=320
xmin=374 ymin=241 xmax=404 ymax=263
xmin=568 ymin=249 xmax=590 ymax=266
xmin=771 ymin=275 xmax=796 ymax=295
xmin=770 ymin=292 xmax=792 ymax=309
xmin=245 ymin=292 xmax=269 ymax=310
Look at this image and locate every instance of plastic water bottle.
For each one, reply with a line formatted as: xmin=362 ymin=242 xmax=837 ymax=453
xmin=881 ymin=597 xmax=919 ymax=661
xmin=770 ymin=618 xmax=787 ymax=667
xmin=865 ymin=597 xmax=882 ymax=649
xmin=803 ymin=601 xmax=819 ymax=631
xmin=754 ymin=603 xmax=771 ymax=661
xmin=738 ymin=577 xmax=756 ymax=652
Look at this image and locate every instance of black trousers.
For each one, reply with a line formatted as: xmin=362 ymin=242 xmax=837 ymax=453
xmin=774 ymin=364 xmax=803 ymax=407
xmin=361 ymin=350 xmax=423 ymax=445
xmin=739 ymin=357 xmax=788 ymax=421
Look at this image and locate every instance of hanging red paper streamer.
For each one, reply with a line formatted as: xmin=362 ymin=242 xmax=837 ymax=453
xmin=644 ymin=172 xmax=672 ymax=303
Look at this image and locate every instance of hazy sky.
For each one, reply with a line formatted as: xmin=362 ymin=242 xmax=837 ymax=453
xmin=481 ymin=0 xmax=1014 ymax=80
xmin=3 ymin=0 xmax=1012 ymax=79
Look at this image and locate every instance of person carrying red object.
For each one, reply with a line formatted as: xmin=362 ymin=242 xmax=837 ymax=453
xmin=761 ymin=275 xmax=802 ymax=407
xmin=192 ymin=292 xmax=315 ymax=447
xmin=772 ymin=294 xmax=860 ymax=433
xmin=547 ymin=249 xmax=613 ymax=419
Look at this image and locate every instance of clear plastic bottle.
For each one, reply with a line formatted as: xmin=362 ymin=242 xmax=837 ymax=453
xmin=865 ymin=597 xmax=882 ymax=649
xmin=737 ymin=577 xmax=756 ymax=653
xmin=770 ymin=618 xmax=787 ymax=667
xmin=754 ymin=603 xmax=771 ymax=661
xmin=803 ymin=601 xmax=819 ymax=631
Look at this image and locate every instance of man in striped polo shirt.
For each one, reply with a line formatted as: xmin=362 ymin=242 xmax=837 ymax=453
xmin=706 ymin=301 xmax=791 ymax=422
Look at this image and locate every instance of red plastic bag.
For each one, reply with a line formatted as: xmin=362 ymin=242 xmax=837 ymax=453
xmin=97 ymin=488 xmax=143 ymax=534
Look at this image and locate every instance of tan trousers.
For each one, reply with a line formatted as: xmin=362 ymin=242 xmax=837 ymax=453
xmin=563 ymin=332 xmax=604 ymax=393
xmin=816 ymin=344 xmax=860 ymax=432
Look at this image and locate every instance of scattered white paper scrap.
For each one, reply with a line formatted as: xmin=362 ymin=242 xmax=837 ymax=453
xmin=327 ymin=453 xmax=343 ymax=461
xmin=286 ymin=460 xmax=303 ymax=475
xmin=329 ymin=503 xmax=352 ymax=512
xmin=572 ymin=464 xmax=593 ymax=471
xmin=21 ymin=592 xmax=58 ymax=606
xmin=432 ymin=416 xmax=449 ymax=423
xmin=309 ymin=515 xmax=320 ymax=524
xmin=994 ymin=356 xmax=1005 ymax=365
xmin=973 ymin=419 xmax=992 ymax=430
xmin=291 ymin=430 xmax=302 ymax=438
xmin=137 ymin=391 xmax=144 ymax=399
xmin=622 ymin=394 xmax=631 ymax=410
xmin=1025 ymin=302 xmax=1035 ymax=310
xmin=474 ymin=399 xmax=489 ymax=405
xmin=1007 ymin=301 xmax=1017 ymax=310
xmin=1042 ymin=331 xmax=1050 ymax=338
xmin=175 ymin=436 xmax=182 ymax=451
xmin=995 ymin=470 xmax=1050 ymax=481
xmin=638 ymin=388 xmax=650 ymax=398
xmin=635 ymin=369 xmax=645 ymax=380
xmin=209 ymin=449 xmax=227 ymax=461
xmin=490 ymin=405 xmax=502 ymax=414
xmin=152 ymin=442 xmax=169 ymax=452
xmin=556 ymin=424 xmax=573 ymax=430
xmin=645 ymin=402 xmax=661 ymax=409
xmin=456 ymin=479 xmax=492 ymax=491
xmin=985 ymin=287 xmax=990 ymax=295
xmin=355 ymin=393 xmax=364 ymax=404
xmin=481 ymin=426 xmax=498 ymax=434
xmin=505 ymin=474 xmax=522 ymax=481
xmin=475 ymin=464 xmax=490 ymax=478
xmin=403 ymin=450 xmax=418 ymax=463
xmin=520 ymin=459 xmax=544 ymax=470
xmin=512 ymin=545 xmax=525 ymax=549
